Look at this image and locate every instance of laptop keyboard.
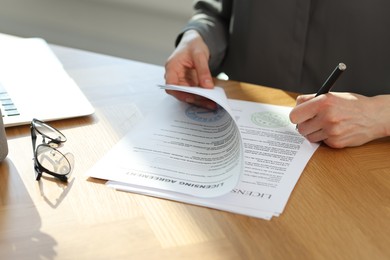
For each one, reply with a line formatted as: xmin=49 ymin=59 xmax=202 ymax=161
xmin=0 ymin=82 xmax=20 ymax=117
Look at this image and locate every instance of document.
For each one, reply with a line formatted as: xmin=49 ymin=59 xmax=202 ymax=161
xmin=87 ymin=85 xmax=319 ymax=219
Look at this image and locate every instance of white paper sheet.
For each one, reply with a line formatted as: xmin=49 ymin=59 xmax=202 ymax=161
xmin=87 ymin=85 xmax=319 ymax=219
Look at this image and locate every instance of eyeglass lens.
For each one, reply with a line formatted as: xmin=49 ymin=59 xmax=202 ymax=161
xmin=34 ymin=119 xmax=66 ymax=143
xmin=36 ymin=145 xmax=71 ymax=175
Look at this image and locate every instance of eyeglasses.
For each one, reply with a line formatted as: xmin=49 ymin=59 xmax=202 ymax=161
xmin=30 ymin=118 xmax=71 ymax=182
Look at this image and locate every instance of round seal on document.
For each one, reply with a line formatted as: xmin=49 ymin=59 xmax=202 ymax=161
xmin=185 ymin=105 xmax=226 ymax=123
xmin=251 ymin=111 xmax=289 ymax=128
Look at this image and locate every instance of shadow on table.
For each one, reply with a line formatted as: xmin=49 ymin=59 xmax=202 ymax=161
xmin=0 ymin=159 xmax=57 ymax=260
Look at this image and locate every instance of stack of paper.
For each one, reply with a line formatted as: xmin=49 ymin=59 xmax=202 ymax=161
xmin=87 ymin=85 xmax=319 ymax=220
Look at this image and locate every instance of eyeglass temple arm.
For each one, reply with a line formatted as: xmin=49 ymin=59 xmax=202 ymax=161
xmin=30 ymin=125 xmax=37 ymax=152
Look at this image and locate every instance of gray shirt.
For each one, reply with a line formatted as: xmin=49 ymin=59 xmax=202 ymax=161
xmin=178 ymin=0 xmax=390 ymax=96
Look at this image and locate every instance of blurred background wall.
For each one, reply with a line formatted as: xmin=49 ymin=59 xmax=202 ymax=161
xmin=0 ymin=0 xmax=193 ymax=65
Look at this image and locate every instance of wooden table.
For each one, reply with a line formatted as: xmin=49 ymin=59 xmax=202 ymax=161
xmin=1 ymin=43 xmax=389 ymax=260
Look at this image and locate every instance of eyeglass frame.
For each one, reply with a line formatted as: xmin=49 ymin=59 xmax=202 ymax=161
xmin=30 ymin=118 xmax=71 ymax=182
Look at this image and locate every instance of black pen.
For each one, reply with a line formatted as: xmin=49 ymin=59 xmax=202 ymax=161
xmin=315 ymin=63 xmax=347 ymax=96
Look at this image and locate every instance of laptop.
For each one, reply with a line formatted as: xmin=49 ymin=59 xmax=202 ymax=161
xmin=0 ymin=35 xmax=94 ymax=127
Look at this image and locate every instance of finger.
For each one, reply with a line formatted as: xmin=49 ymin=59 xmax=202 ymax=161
xmin=304 ymin=128 xmax=327 ymax=143
xmin=165 ymin=90 xmax=217 ymax=110
xmin=165 ymin=67 xmax=198 ymax=86
xmin=192 ymin=51 xmax=213 ymax=88
xmin=296 ymin=114 xmax=323 ymax=137
xmin=183 ymin=69 xmax=199 ymax=86
xmin=165 ymin=53 xmax=196 ymax=86
xmin=296 ymin=94 xmax=316 ymax=105
xmin=165 ymin=89 xmax=192 ymax=102
xmin=299 ymin=121 xmax=349 ymax=148
xmin=190 ymin=96 xmax=218 ymax=110
xmin=164 ymin=68 xmax=180 ymax=85
xmin=323 ymin=136 xmax=353 ymax=149
xmin=290 ymin=95 xmax=324 ymax=124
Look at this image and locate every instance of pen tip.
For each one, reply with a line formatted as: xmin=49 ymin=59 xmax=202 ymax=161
xmin=338 ymin=63 xmax=347 ymax=71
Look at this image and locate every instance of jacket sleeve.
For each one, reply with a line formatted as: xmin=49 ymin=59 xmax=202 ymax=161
xmin=176 ymin=0 xmax=233 ymax=73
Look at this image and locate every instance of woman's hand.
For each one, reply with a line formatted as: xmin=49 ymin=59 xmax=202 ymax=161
xmin=289 ymin=93 xmax=390 ymax=148
xmin=164 ymin=30 xmax=217 ymax=110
